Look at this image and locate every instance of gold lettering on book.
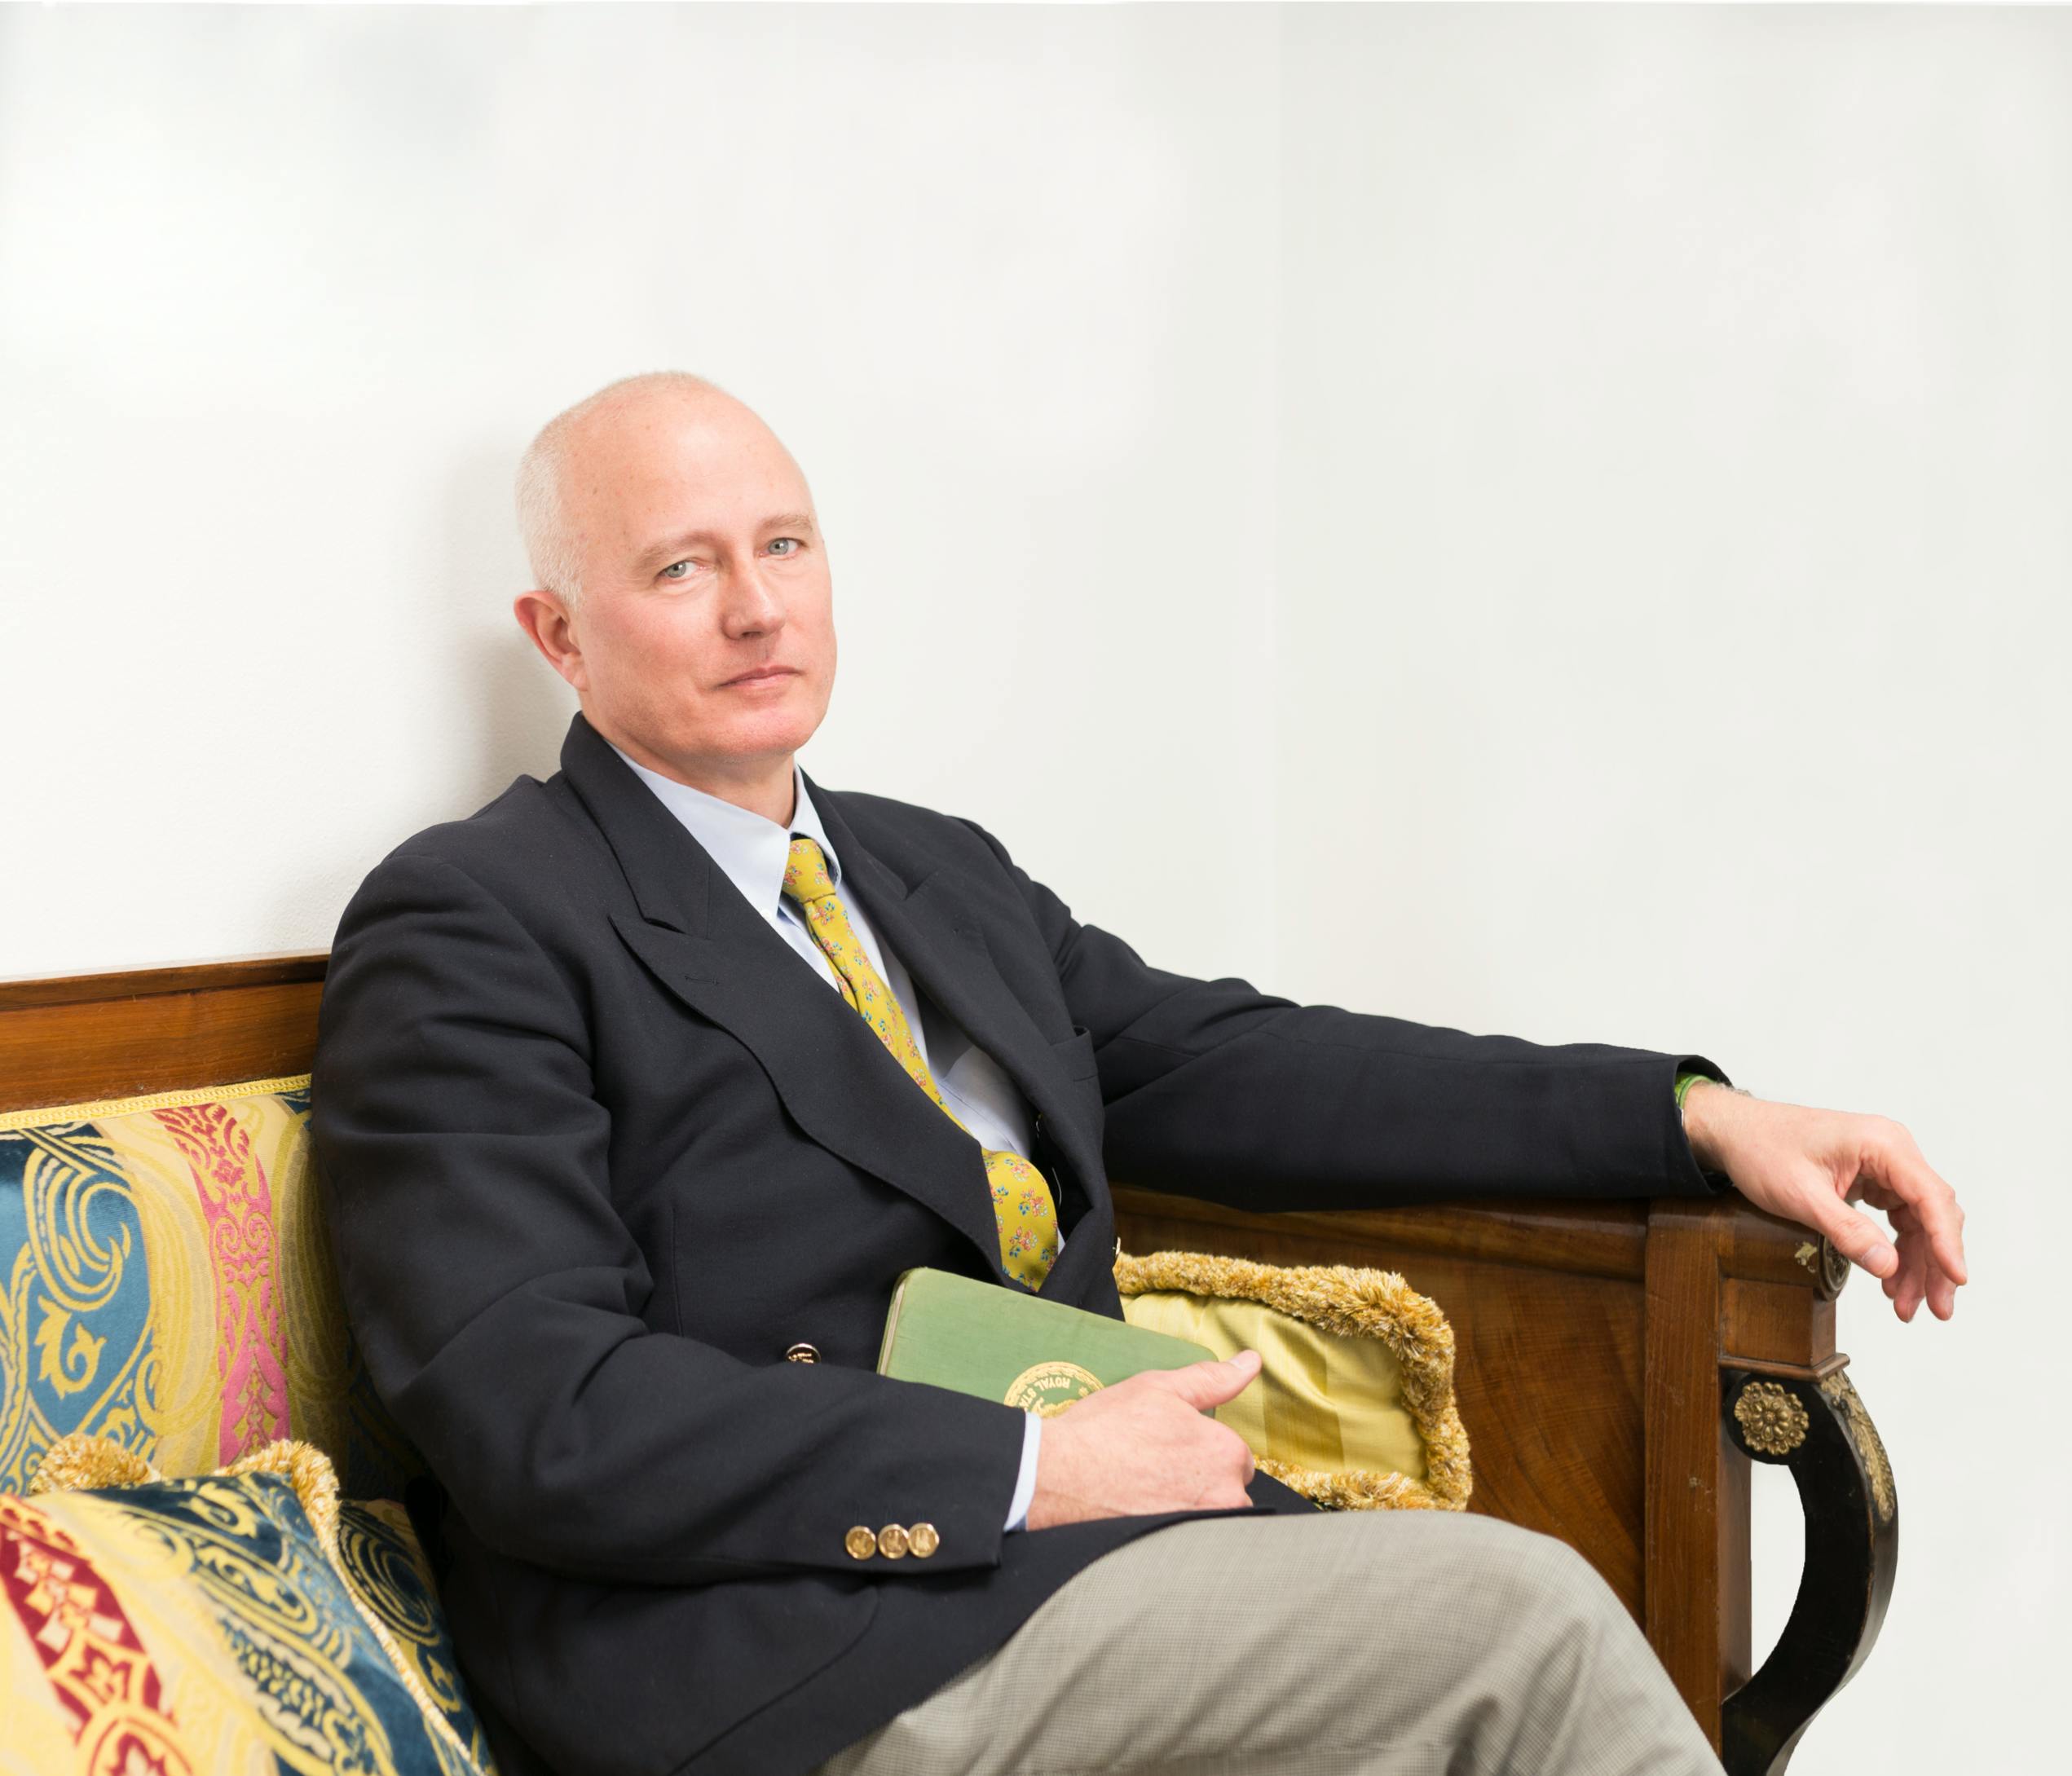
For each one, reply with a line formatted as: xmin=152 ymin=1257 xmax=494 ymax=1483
xmin=1004 ymin=1361 xmax=1103 ymax=1417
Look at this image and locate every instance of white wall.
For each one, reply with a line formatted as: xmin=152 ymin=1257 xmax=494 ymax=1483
xmin=0 ymin=2 xmax=1284 ymax=989
xmin=2 ymin=6 xmax=2061 ymax=1769
xmin=1273 ymin=7 xmax=2068 ymax=1768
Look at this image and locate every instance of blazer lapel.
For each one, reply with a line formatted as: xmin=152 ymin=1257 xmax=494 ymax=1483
xmin=558 ymin=715 xmax=1012 ymax=1279
xmin=809 ymin=780 xmax=1119 ymax=1303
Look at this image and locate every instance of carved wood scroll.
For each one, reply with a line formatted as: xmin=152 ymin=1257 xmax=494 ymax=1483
xmin=1719 ymin=1367 xmax=1900 ymax=1776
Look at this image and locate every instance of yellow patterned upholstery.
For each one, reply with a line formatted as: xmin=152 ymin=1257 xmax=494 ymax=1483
xmin=1117 ymin=1249 xmax=1471 ymax=1512
xmin=0 ymin=1077 xmax=416 ymax=1499
xmin=1 ymin=1081 xmax=486 ymax=1773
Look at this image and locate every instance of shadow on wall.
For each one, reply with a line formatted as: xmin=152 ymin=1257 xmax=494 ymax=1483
xmin=259 ymin=446 xmax=576 ymax=961
xmin=445 ymin=446 xmax=576 ymax=812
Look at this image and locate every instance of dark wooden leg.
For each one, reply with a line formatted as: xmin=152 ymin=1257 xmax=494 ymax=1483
xmin=1718 ymin=1368 xmax=1900 ymax=1776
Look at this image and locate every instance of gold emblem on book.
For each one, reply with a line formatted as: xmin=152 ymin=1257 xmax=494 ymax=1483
xmin=1004 ymin=1360 xmax=1104 ymax=1417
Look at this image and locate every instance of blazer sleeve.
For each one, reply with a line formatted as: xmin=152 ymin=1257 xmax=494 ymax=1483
xmin=311 ymin=848 xmax=1026 ymax=1588
xmin=956 ymin=821 xmax=1728 ymax=1209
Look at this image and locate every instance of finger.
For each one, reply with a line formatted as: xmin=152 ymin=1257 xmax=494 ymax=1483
xmin=1878 ymin=1210 xmax=1905 ymax=1299
xmin=1893 ymin=1228 xmax=1927 ymax=1322
xmin=1807 ymin=1189 xmax=1899 ymax=1281
xmin=1925 ymin=1250 xmax=1960 ymax=1320
xmin=1157 ymin=1350 xmax=1263 ymax=1410
xmin=1229 ymin=1430 xmax=1258 ymax=1485
xmin=1867 ymin=1141 xmax=1968 ymax=1287
xmin=1221 ymin=1423 xmax=1259 ymax=1489
xmin=1887 ymin=1206 xmax=1926 ymax=1320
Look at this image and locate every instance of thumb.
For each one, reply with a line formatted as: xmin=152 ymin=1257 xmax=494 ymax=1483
xmin=1808 ymin=1186 xmax=1899 ymax=1280
xmin=1157 ymin=1349 xmax=1263 ymax=1410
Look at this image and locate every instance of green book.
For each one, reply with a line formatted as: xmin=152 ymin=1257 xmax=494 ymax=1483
xmin=876 ymin=1266 xmax=1216 ymax=1416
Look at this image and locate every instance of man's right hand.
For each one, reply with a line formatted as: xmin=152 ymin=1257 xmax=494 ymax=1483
xmin=1024 ymin=1350 xmax=1263 ymax=1530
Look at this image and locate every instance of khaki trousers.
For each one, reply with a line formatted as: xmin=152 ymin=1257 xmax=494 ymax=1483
xmin=813 ymin=1509 xmax=1726 ymax=1776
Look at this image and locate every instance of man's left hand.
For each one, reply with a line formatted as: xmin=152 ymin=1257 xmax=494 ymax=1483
xmin=1681 ymin=1084 xmax=1968 ymax=1322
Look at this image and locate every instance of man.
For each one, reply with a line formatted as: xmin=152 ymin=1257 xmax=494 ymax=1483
xmin=311 ymin=372 xmax=1967 ymax=1776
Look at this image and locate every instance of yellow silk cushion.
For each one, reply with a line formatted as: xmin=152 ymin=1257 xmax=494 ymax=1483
xmin=1116 ymin=1250 xmax=1470 ymax=1511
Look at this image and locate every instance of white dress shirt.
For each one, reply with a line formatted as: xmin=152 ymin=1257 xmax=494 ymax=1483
xmin=613 ymin=746 xmax=1047 ymax=1531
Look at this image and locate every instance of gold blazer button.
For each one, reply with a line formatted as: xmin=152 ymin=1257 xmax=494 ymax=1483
xmin=876 ymin=1524 xmax=910 ymax=1558
xmin=785 ymin=1343 xmax=822 ymax=1364
xmin=844 ymin=1526 xmax=877 ymax=1559
xmin=907 ymin=1522 xmax=940 ymax=1558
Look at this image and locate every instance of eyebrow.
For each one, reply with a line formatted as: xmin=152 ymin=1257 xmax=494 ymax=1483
xmin=639 ymin=513 xmax=818 ymax=567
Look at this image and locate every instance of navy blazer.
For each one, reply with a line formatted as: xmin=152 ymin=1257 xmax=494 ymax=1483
xmin=311 ymin=710 xmax=1720 ymax=1776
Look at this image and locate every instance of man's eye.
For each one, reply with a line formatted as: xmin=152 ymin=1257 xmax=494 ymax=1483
xmin=769 ymin=538 xmax=802 ymax=557
xmin=660 ymin=560 xmax=694 ymax=580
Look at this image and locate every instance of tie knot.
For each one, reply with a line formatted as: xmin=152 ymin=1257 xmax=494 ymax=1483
xmin=782 ymin=835 xmax=839 ymax=905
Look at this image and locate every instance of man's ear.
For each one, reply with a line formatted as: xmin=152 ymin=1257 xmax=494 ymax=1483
xmin=514 ymin=589 xmax=587 ymax=692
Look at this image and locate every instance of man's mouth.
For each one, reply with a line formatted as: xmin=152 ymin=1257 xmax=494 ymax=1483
xmin=722 ymin=665 xmax=797 ymax=687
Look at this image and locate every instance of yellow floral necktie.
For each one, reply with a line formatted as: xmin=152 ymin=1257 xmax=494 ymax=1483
xmin=782 ymin=836 xmax=1060 ymax=1288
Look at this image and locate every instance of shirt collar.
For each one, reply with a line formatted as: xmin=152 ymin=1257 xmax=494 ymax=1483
xmin=608 ymin=743 xmax=840 ymax=919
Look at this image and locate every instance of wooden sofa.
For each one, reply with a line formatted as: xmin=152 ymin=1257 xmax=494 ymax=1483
xmin=0 ymin=953 xmax=1898 ymax=1775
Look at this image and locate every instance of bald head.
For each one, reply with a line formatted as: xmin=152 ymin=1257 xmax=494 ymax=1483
xmin=515 ymin=371 xmax=809 ymax=607
xmin=509 ymin=371 xmax=837 ymax=823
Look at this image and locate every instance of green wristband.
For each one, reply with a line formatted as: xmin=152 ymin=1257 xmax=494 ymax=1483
xmin=1673 ymin=1070 xmax=1710 ymax=1109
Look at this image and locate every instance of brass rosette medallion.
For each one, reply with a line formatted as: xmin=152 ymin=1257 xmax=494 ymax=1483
xmin=1733 ymin=1380 xmax=1810 ymax=1456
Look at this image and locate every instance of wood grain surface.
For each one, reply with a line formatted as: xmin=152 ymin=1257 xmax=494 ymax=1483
xmin=0 ymin=953 xmax=327 ymax=1112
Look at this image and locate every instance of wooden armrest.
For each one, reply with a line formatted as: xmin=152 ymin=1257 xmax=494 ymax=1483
xmin=1111 ymin=1186 xmax=1896 ymax=1775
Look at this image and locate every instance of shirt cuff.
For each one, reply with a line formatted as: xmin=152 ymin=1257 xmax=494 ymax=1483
xmin=1673 ymin=1059 xmax=1735 ymax=1192
xmin=1003 ymin=1412 xmax=1043 ymax=1531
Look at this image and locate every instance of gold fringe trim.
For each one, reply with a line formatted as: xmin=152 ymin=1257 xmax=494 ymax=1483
xmin=31 ymin=1433 xmax=481 ymax=1773
xmin=1254 ymin=1459 xmax=1453 ymax=1513
xmin=0 ymin=1073 xmax=313 ymax=1132
xmin=1114 ymin=1249 xmax=1471 ymax=1512
xmin=29 ymin=1438 xmax=162 ymax=1492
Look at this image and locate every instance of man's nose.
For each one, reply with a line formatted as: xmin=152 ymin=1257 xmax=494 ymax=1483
xmin=720 ymin=562 xmax=787 ymax=639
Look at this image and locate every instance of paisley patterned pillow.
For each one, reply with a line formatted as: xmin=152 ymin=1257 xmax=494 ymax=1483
xmin=2 ymin=1448 xmax=495 ymax=1775
xmin=337 ymin=1495 xmax=493 ymax=1767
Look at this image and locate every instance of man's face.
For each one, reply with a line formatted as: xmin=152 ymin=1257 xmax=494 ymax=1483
xmin=536 ymin=389 xmax=836 ymax=794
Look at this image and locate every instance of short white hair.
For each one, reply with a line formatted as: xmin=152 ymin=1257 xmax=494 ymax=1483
xmin=514 ymin=370 xmax=733 ymax=606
